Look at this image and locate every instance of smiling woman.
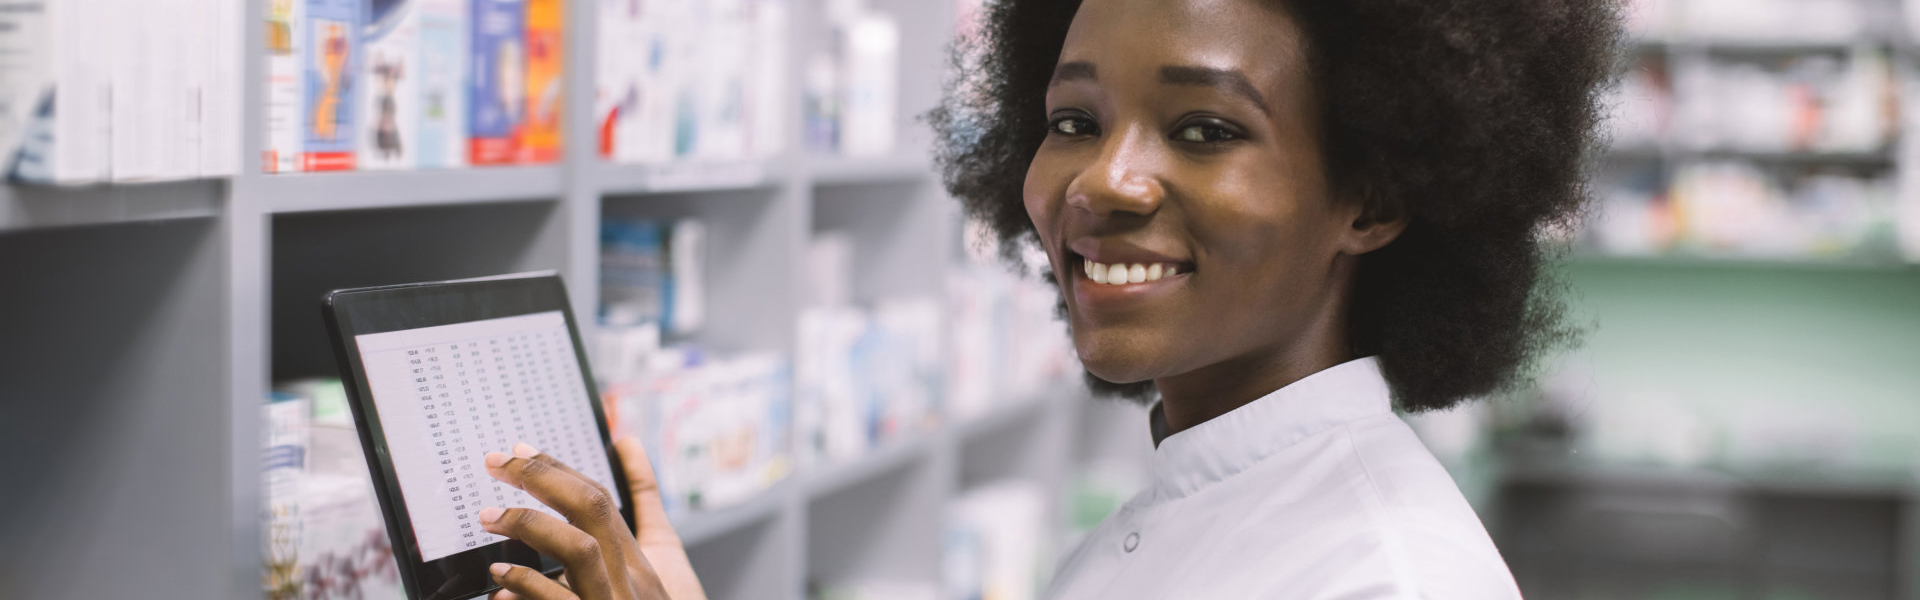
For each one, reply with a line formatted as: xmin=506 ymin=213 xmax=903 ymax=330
xmin=929 ymin=0 xmax=1620 ymax=597
xmin=934 ymin=0 xmax=1620 ymax=414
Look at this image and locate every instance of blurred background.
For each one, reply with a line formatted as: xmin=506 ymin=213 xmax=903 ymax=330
xmin=0 ymin=0 xmax=1917 ymax=599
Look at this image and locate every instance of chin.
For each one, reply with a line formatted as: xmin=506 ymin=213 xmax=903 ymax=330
xmin=1072 ymin=326 xmax=1168 ymax=385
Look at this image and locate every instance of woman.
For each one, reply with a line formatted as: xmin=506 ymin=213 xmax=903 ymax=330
xmin=472 ymin=0 xmax=1619 ymax=597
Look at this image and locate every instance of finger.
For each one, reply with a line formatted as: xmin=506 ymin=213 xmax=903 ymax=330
xmin=490 ymin=573 xmax=570 ymax=600
xmin=614 ymin=437 xmax=679 ymax=546
xmin=486 ymin=443 xmax=646 ymax=594
xmin=486 ymin=444 xmax=624 ymax=531
xmin=615 ymin=437 xmax=703 ymax=600
xmin=479 ymin=507 xmax=619 ymax=600
xmin=489 ymin=562 xmax=576 ymax=600
xmin=534 ymin=450 xmax=617 ymax=499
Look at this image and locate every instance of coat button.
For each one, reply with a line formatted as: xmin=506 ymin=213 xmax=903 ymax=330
xmin=1123 ymin=532 xmax=1140 ymax=552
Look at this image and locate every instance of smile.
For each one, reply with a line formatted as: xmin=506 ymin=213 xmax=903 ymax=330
xmin=1083 ymin=259 xmax=1181 ymax=285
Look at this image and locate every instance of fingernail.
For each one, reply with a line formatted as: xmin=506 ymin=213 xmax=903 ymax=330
xmin=490 ymin=563 xmax=510 ymax=577
xmin=485 ymin=452 xmax=510 ymax=468
xmin=512 ymin=443 xmax=541 ymax=459
xmin=479 ymin=506 xmax=504 ymax=524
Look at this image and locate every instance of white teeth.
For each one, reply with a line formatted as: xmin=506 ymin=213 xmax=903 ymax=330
xmin=1080 ymin=259 xmax=1184 ymax=286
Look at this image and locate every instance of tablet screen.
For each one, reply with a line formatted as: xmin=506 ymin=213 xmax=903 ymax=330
xmin=355 ymin=310 xmax=622 ymax=562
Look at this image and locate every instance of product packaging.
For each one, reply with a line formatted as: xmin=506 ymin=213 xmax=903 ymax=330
xmin=468 ymin=0 xmax=526 ymax=165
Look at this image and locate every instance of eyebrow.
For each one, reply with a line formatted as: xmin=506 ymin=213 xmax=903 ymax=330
xmin=1160 ymin=65 xmax=1270 ymax=114
xmin=1051 ymin=61 xmax=1097 ymax=85
xmin=1049 ymin=62 xmax=1272 ymax=114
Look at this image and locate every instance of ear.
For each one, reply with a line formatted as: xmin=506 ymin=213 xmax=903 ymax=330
xmin=1337 ymin=186 xmax=1409 ymax=256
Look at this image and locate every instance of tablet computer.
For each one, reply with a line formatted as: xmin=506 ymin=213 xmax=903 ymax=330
xmin=322 ymin=272 xmax=634 ymax=600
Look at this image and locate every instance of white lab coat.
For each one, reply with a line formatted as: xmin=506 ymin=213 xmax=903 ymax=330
xmin=1045 ymin=357 xmax=1522 ymax=599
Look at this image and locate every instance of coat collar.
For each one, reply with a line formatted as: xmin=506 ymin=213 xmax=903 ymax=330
xmin=1145 ymin=356 xmax=1393 ymax=500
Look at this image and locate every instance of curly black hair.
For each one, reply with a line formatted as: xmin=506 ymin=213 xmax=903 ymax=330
xmin=928 ymin=0 xmax=1620 ymax=411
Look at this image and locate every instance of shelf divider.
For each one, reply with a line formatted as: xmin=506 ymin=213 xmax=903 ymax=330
xmin=260 ymin=166 xmax=566 ymax=213
xmin=597 ymin=160 xmax=780 ymax=196
xmin=806 ymin=154 xmax=934 ymax=187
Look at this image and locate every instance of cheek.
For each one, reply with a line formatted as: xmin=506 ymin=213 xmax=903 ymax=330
xmin=1191 ymin=184 xmax=1318 ymax=261
xmin=1022 ymin=154 xmax=1072 ymax=239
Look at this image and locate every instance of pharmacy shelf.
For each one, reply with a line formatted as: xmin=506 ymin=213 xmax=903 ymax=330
xmin=1692 ymin=148 xmax=1898 ymax=166
xmin=1566 ymin=253 xmax=1917 ymax=272
xmin=1636 ymin=37 xmax=1887 ymax=55
xmin=1498 ymin=453 xmax=1920 ymax=499
xmin=1604 ymin=146 xmax=1897 ymax=167
xmin=0 ymin=180 xmax=223 ymax=232
xmin=665 ymin=388 xmax=1077 ymax=551
xmin=804 ymin=431 xmax=940 ymax=500
xmin=805 ymin=153 xmax=934 ymax=187
xmin=953 ymin=391 xmax=1057 ymax=443
xmin=258 ymin=166 xmax=566 ymax=213
xmin=596 ymin=160 xmax=782 ymax=196
xmin=0 ymin=0 xmax=1100 ymax=596
xmin=673 ymin=479 xmax=795 ymax=547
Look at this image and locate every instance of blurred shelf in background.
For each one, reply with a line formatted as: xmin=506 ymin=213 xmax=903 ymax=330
xmin=596 ymin=160 xmax=782 ymax=197
xmin=805 ymin=153 xmax=934 ymax=187
xmin=1497 ymin=450 xmax=1920 ymax=499
xmin=1606 ymin=145 xmax=1899 ymax=168
xmin=1599 ymin=0 xmax=1920 ymax=269
xmin=0 ymin=180 xmax=223 ymax=232
xmin=1565 ymin=252 xmax=1919 ymax=271
xmin=257 ymin=167 xmax=568 ymax=214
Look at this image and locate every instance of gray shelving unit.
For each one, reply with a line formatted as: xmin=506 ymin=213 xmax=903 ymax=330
xmin=0 ymin=0 xmax=1128 ymax=598
xmin=1490 ymin=452 xmax=1920 ymax=600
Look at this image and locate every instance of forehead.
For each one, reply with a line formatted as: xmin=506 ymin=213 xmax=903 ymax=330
xmin=1058 ymin=0 xmax=1308 ymax=85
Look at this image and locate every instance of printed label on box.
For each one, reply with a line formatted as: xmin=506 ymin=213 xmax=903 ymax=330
xmin=468 ymin=0 xmax=525 ymax=165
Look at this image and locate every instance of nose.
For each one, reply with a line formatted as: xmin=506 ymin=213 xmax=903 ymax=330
xmin=1066 ymin=126 xmax=1166 ymax=217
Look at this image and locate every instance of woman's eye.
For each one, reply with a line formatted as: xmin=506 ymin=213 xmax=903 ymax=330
xmin=1051 ymin=117 xmax=1097 ymax=136
xmin=1175 ymin=123 xmax=1238 ymax=143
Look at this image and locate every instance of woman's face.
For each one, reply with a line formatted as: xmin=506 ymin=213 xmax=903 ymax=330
xmin=1025 ymin=0 xmax=1381 ymax=390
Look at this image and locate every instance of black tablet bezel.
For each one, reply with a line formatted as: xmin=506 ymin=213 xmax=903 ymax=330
xmin=321 ymin=272 xmax=635 ymax=600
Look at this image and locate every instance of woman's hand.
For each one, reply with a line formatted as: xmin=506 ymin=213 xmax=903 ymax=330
xmin=612 ymin=437 xmax=707 ymax=600
xmin=478 ymin=440 xmax=707 ymax=600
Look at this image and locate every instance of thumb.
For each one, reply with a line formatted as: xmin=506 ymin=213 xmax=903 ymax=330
xmin=614 ymin=436 xmax=680 ymax=546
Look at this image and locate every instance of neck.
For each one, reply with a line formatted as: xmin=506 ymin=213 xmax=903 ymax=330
xmin=1151 ymin=257 xmax=1356 ymax=436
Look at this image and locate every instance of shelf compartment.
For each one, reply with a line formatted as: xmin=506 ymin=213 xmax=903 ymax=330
xmin=0 ymin=180 xmax=222 ymax=233
xmin=258 ymin=166 xmax=565 ymax=214
xmin=804 ymin=435 xmax=935 ymax=500
xmin=811 ymin=182 xmax=951 ymax=304
xmin=675 ymin=479 xmax=794 ymax=548
xmin=0 ymin=219 xmax=232 ymax=598
xmin=805 ymin=434 xmax=947 ymax=592
xmin=953 ymin=393 xmax=1053 ymax=444
xmin=601 ymin=188 xmax=799 ymax=352
xmin=684 ymin=504 xmax=796 ymax=600
xmin=270 ymin=201 xmax=569 ymax=380
xmin=956 ymin=393 xmax=1069 ymax=495
xmin=659 ymin=389 xmax=1076 ymax=552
